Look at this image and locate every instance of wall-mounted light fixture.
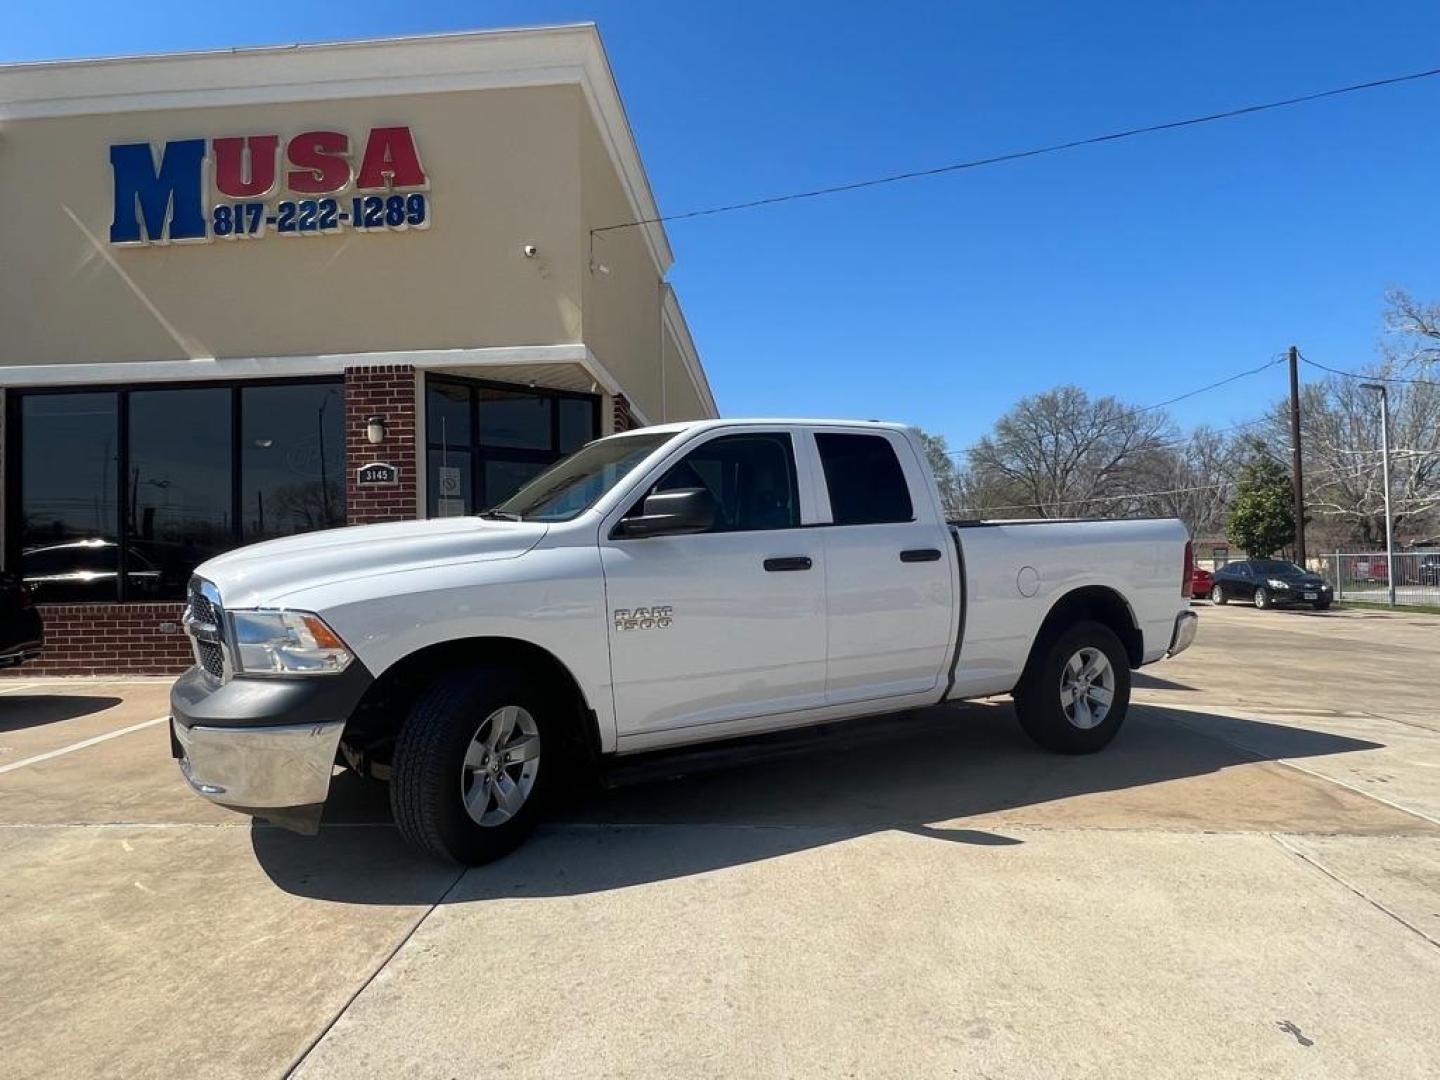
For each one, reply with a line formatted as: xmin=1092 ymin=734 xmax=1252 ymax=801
xmin=366 ymin=415 xmax=387 ymax=445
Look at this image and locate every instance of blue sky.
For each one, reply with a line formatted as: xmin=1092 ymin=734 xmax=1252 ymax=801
xmin=8 ymin=2 xmax=1440 ymax=452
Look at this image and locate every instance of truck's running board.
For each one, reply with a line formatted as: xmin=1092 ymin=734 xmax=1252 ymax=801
xmin=600 ymin=708 xmax=941 ymax=789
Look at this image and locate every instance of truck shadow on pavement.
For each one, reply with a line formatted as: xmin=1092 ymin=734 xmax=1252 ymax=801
xmin=0 ymin=694 xmax=123 ymax=732
xmin=1130 ymin=671 xmax=1197 ymax=692
xmin=251 ymin=700 xmax=1382 ymax=906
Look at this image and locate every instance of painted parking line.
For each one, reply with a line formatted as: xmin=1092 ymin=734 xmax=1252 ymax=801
xmin=0 ymin=716 xmax=168 ymax=776
xmin=0 ymin=683 xmax=41 ymax=695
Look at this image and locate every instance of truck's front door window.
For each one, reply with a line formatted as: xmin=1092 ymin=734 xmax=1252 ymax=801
xmin=490 ymin=432 xmax=672 ymax=522
xmin=626 ymin=433 xmax=800 ymax=533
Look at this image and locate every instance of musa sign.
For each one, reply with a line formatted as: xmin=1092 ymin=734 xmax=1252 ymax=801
xmin=109 ymin=126 xmax=430 ymax=245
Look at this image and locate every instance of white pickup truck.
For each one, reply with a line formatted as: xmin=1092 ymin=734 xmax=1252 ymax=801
xmin=171 ymin=419 xmax=1196 ymax=864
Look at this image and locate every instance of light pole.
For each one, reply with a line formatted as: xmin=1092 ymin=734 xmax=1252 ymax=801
xmin=1360 ymin=383 xmax=1395 ymax=607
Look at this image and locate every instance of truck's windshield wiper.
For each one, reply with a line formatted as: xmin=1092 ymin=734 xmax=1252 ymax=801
xmin=478 ymin=510 xmax=522 ymax=521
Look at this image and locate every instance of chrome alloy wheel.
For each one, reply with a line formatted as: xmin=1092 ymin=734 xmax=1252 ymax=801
xmin=460 ymin=705 xmax=542 ymax=827
xmin=1059 ymin=647 xmax=1116 ymax=730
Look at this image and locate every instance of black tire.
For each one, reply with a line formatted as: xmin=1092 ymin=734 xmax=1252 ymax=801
xmin=1254 ymin=587 xmax=1270 ymax=610
xmin=1012 ymin=620 xmax=1131 ymax=754
xmin=391 ymin=665 xmax=560 ymax=865
xmin=1210 ymin=584 xmax=1226 ymax=605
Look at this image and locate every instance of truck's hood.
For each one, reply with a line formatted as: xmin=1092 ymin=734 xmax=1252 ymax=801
xmin=195 ymin=517 xmax=549 ymax=609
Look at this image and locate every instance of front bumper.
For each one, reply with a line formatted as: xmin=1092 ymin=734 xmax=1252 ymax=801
xmin=1167 ymin=610 xmax=1198 ymax=658
xmin=170 ymin=662 xmax=372 ymax=834
xmin=1268 ymin=589 xmax=1331 ymax=605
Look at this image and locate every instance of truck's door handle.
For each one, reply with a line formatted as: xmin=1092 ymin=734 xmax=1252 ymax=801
xmin=900 ymin=548 xmax=942 ymax=563
xmin=763 ymin=556 xmax=812 ymax=572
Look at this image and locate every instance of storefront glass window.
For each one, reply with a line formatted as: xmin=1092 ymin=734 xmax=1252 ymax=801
xmin=427 ymin=448 xmax=472 ymax=518
xmin=8 ymin=379 xmax=343 ymax=602
xmin=18 ymin=393 xmax=120 ymax=603
xmin=427 ymin=381 xmax=470 ymax=450
xmin=241 ymin=384 xmax=346 ymax=542
xmin=477 ymin=388 xmax=551 ymax=449
xmin=558 ymin=397 xmax=596 ymax=453
xmin=426 ymin=376 xmax=599 ymax=515
xmin=128 ymin=388 xmax=232 ymax=600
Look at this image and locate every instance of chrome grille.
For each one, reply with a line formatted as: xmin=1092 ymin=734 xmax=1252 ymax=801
xmin=185 ymin=578 xmax=227 ymax=680
xmin=197 ymin=641 xmax=225 ymax=680
xmin=188 ymin=581 xmax=218 ymax=625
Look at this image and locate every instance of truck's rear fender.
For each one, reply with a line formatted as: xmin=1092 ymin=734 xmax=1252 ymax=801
xmin=339 ymin=637 xmax=601 ymax=778
xmin=1020 ymin=585 xmax=1145 ymax=684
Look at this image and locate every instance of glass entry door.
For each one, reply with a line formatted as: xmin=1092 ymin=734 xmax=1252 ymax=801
xmin=425 ymin=376 xmax=600 ymax=517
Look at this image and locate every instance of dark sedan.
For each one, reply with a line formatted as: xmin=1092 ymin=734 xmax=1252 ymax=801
xmin=1209 ymin=559 xmax=1333 ymax=610
xmin=0 ymin=571 xmax=43 ymax=668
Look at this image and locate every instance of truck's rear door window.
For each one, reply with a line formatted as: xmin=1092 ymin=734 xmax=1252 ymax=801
xmin=815 ymin=433 xmax=914 ymax=525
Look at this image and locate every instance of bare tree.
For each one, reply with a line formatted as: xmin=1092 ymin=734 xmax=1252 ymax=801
xmin=1130 ymin=426 xmax=1241 ymax=536
xmin=1260 ymin=291 xmax=1440 ymax=547
xmin=1384 ymin=288 xmax=1440 ymax=366
xmin=961 ymin=386 xmax=1175 ymax=518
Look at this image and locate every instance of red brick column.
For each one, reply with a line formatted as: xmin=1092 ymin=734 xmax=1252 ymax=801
xmin=613 ymin=393 xmax=636 ymax=433
xmin=345 ymin=365 xmax=419 ymax=525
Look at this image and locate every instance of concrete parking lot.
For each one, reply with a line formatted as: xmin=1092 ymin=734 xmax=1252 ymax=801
xmin=3 ymin=603 xmax=1439 ymax=1079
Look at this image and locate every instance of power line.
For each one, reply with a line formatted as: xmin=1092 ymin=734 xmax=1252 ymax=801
xmin=1301 ymin=354 xmax=1440 ymax=387
xmin=945 ymin=355 xmax=1284 ymax=458
xmin=1148 ymin=414 xmax=1275 ymax=453
xmin=1126 ymin=355 xmax=1286 ymax=416
xmin=594 ymin=66 xmax=1440 ymax=235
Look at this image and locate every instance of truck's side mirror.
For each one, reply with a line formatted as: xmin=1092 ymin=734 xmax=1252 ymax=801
xmin=613 ymin=487 xmax=716 ymax=538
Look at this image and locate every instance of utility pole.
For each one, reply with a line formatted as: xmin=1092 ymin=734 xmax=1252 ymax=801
xmin=1288 ymin=345 xmax=1306 ymax=566
xmin=1361 ymin=383 xmax=1396 ymax=607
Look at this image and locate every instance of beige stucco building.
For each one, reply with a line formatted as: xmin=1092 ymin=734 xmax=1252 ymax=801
xmin=0 ymin=25 xmax=717 ymax=672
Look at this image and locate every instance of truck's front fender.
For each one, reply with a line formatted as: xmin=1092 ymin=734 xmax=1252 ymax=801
xmin=283 ymin=543 xmax=617 ymax=752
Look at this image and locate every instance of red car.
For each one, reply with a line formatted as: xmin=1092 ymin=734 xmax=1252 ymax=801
xmin=1191 ymin=565 xmax=1213 ymax=600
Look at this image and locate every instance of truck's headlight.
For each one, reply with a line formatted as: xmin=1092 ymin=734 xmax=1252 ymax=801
xmin=230 ymin=610 xmax=353 ymax=675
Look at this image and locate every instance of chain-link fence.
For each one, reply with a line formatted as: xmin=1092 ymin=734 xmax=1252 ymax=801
xmin=1315 ymin=552 xmax=1440 ymax=609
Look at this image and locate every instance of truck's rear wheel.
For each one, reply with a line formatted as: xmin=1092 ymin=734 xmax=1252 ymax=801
xmin=391 ymin=665 xmax=556 ymax=865
xmin=1013 ymin=620 xmax=1131 ymax=754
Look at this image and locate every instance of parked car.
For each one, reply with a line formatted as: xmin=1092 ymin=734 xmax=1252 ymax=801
xmin=1348 ymin=555 xmax=1389 ymax=584
xmin=1419 ymin=554 xmax=1440 ymax=588
xmin=1191 ymin=564 xmax=1213 ymax=600
xmin=171 ymin=418 xmax=1197 ymax=865
xmin=0 ymin=571 xmax=43 ymax=668
xmin=1209 ymin=558 xmax=1332 ymax=610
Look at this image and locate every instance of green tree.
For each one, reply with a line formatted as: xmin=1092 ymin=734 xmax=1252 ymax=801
xmin=1227 ymin=456 xmax=1295 ymax=556
xmin=915 ymin=429 xmax=961 ymax=513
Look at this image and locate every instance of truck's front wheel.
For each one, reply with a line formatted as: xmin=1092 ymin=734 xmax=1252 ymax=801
xmin=391 ymin=666 xmax=556 ymax=865
xmin=1013 ymin=620 xmax=1131 ymax=754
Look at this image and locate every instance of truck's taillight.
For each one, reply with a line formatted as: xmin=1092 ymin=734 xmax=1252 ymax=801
xmin=1183 ymin=540 xmax=1193 ymax=597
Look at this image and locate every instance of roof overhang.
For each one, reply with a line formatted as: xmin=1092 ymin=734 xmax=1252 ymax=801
xmin=0 ymin=23 xmax=674 ymax=275
xmin=0 ymin=343 xmax=646 ymax=424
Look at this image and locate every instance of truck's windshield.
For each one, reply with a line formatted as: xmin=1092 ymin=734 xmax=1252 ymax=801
xmin=487 ymin=432 xmax=673 ymax=522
